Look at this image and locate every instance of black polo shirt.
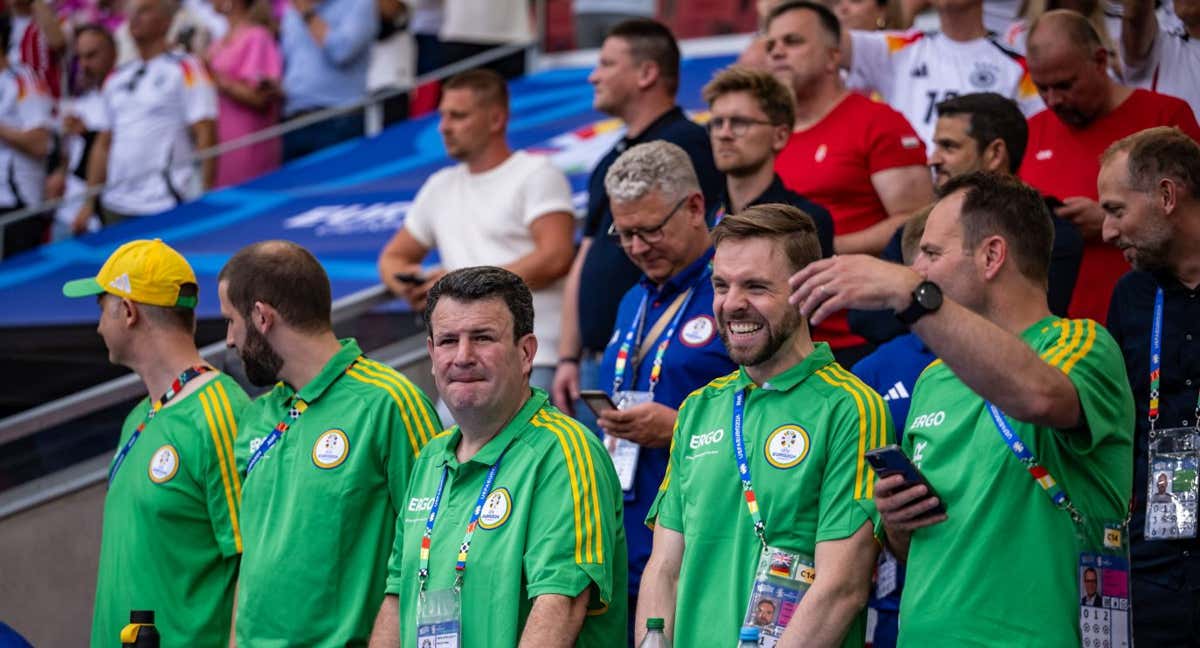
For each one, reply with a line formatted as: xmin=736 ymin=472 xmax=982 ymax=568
xmin=577 ymin=106 xmax=723 ymax=352
xmin=718 ymin=174 xmax=835 ymax=258
xmin=1107 ymin=269 xmax=1200 ymax=585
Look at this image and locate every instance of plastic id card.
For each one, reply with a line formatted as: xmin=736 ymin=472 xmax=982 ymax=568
xmin=1078 ymin=549 xmax=1131 ymax=648
xmin=1146 ymin=427 xmax=1199 ymax=540
xmin=416 ymin=588 xmax=461 ymax=648
xmin=607 ymin=391 xmax=652 ymax=493
xmin=743 ymin=546 xmax=815 ymax=647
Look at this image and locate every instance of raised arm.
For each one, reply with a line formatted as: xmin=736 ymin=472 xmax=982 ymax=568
xmin=777 ymin=522 xmax=878 ymax=648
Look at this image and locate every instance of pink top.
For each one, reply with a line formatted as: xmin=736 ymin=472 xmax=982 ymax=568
xmin=207 ymin=23 xmax=283 ymax=187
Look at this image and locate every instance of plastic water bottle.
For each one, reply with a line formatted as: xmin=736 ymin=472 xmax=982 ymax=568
xmin=738 ymin=625 xmax=760 ymax=647
xmin=639 ymin=617 xmax=671 ymax=648
xmin=120 ymin=610 xmax=160 ymax=648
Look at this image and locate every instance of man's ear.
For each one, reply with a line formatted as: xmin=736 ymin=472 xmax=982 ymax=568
xmin=518 ymin=332 xmax=538 ymax=376
xmin=121 ymin=298 xmax=140 ymax=328
xmin=981 ymin=138 xmax=1009 ymax=174
xmin=980 ymin=235 xmax=1008 ymax=281
xmin=252 ymin=301 xmax=277 ymax=334
xmin=636 ymin=59 xmax=660 ymax=91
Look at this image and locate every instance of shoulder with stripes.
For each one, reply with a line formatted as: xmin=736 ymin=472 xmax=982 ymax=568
xmin=343 ymin=357 xmax=441 ymax=454
xmin=195 ymin=378 xmax=245 ymax=551
xmin=884 ymin=29 xmax=928 ymax=53
xmin=1038 ymin=318 xmax=1102 ymax=374
xmin=813 ymin=364 xmax=889 ymax=412
xmin=986 ymin=35 xmax=1027 ymax=63
xmin=684 ymin=369 xmax=741 ymax=404
xmin=813 ymin=363 xmax=889 ymax=500
xmin=527 ymin=406 xmax=609 ymax=566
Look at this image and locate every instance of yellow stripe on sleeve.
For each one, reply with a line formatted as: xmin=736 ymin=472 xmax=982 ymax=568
xmin=1041 ymin=320 xmax=1082 ymax=367
xmin=359 ymin=359 xmax=440 ymax=446
xmin=209 ymin=382 xmax=243 ymax=503
xmin=354 ymin=360 xmax=432 ymax=447
xmin=549 ymin=413 xmax=597 ymax=564
xmin=198 ymin=389 xmax=243 ymax=553
xmin=345 ymin=367 xmax=422 ymax=457
xmin=553 ymin=413 xmax=605 ymax=564
xmin=829 ymin=366 xmax=888 ymax=499
xmin=816 ymin=367 xmax=872 ymax=501
xmin=1060 ymin=320 xmax=1097 ymax=375
xmin=530 ymin=412 xmax=586 ymax=564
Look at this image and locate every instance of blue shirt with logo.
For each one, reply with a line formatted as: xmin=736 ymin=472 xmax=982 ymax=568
xmin=597 ymin=248 xmax=736 ymax=595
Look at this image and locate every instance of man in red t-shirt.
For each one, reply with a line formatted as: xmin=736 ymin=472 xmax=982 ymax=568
xmin=1022 ymin=9 xmax=1200 ymax=323
xmin=767 ymin=0 xmax=933 ymax=362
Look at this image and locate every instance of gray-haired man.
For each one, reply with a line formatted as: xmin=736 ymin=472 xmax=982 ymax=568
xmin=592 ymin=140 xmax=737 ymax=637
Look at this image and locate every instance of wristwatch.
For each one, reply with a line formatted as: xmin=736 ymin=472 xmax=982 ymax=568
xmin=896 ymin=280 xmax=943 ymax=325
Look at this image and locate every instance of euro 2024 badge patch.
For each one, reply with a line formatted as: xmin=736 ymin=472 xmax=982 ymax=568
xmin=478 ymin=487 xmax=512 ymax=530
xmin=680 ymin=315 xmax=716 ymax=347
xmin=148 ymin=445 xmax=180 ymax=483
xmin=312 ymin=429 xmax=350 ymax=469
xmin=765 ymin=425 xmax=810 ymax=469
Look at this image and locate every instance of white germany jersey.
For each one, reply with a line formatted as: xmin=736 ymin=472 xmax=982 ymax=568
xmin=0 ymin=64 xmax=51 ymax=209
xmin=847 ymin=29 xmax=1044 ymax=152
xmin=97 ymin=51 xmax=217 ymax=216
xmin=1123 ymin=26 xmax=1200 ymax=122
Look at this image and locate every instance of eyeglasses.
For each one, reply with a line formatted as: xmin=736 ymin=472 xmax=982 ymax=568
xmin=608 ymin=197 xmax=688 ymax=247
xmin=706 ymin=115 xmax=775 ymax=138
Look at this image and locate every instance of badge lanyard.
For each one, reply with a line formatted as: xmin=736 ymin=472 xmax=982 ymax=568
xmin=985 ymin=403 xmax=1081 ymax=522
xmin=245 ymin=356 xmax=361 ymax=475
xmin=109 ymin=365 xmax=212 ymax=484
xmin=611 ymin=268 xmax=709 ymax=396
xmin=1148 ymin=288 xmax=1200 ymax=432
xmin=418 ymin=448 xmax=508 ymax=593
xmin=732 ymin=388 xmax=768 ymax=547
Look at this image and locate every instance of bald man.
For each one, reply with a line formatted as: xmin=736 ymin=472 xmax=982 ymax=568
xmin=1018 ymin=9 xmax=1200 ymax=325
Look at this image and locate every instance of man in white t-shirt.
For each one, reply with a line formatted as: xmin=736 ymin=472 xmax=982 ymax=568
xmin=378 ymin=69 xmax=575 ymax=391
xmin=0 ymin=12 xmax=52 ymax=258
xmin=73 ymin=0 xmax=217 ymax=231
xmin=1121 ymin=0 xmax=1199 ymax=120
xmin=837 ymin=0 xmax=1044 ymax=152
xmin=49 ymin=24 xmax=114 ymax=241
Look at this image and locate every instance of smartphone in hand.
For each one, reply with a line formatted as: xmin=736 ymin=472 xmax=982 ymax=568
xmin=865 ymin=445 xmax=946 ymax=516
xmin=580 ymin=390 xmax=617 ymax=417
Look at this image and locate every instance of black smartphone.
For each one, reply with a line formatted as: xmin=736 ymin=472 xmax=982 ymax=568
xmin=393 ymin=272 xmax=426 ymax=285
xmin=864 ymin=445 xmax=946 ymax=516
xmin=580 ymin=390 xmax=617 ymax=416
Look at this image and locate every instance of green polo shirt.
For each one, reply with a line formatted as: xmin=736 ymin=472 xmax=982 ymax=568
xmin=649 ymin=343 xmax=891 ymax=648
xmin=235 ymin=339 xmax=442 ymax=647
xmin=385 ymin=388 xmax=627 ymax=648
xmin=898 ymin=317 xmax=1134 ymax=647
xmin=92 ymin=372 xmax=250 ymax=648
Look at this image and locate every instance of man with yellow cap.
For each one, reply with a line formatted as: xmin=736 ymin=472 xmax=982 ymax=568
xmin=63 ymin=238 xmax=251 ymax=648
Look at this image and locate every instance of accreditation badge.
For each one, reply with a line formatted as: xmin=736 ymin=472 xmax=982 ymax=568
xmin=1146 ymin=427 xmax=1199 ymax=541
xmin=1078 ymin=521 xmax=1131 ymax=648
xmin=742 ymin=546 xmax=814 ymax=647
xmin=608 ymin=391 xmax=652 ymax=494
xmin=416 ymin=588 xmax=461 ymax=648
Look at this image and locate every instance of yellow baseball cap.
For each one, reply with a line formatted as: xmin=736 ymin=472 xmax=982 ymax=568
xmin=62 ymin=239 xmax=198 ymax=308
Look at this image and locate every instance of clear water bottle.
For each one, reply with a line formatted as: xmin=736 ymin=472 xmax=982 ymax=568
xmin=639 ymin=617 xmax=671 ymax=648
xmin=120 ymin=610 xmax=160 ymax=648
xmin=738 ymin=625 xmax=760 ymax=647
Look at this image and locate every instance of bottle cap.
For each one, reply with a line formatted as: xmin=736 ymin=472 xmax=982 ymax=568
xmin=646 ymin=617 xmax=665 ymax=630
xmin=130 ymin=610 xmax=155 ymax=624
xmin=740 ymin=626 xmax=760 ymax=641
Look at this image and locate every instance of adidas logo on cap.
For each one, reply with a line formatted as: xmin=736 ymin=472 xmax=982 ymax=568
xmin=108 ymin=273 xmax=132 ymax=294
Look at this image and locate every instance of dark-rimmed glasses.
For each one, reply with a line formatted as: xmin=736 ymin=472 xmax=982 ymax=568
xmin=608 ymin=196 xmax=688 ymax=247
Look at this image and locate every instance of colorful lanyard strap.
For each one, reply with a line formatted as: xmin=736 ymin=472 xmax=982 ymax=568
xmin=1148 ymin=287 xmax=1200 ymax=432
xmin=418 ymin=447 xmax=508 ymax=592
xmin=611 ymin=269 xmax=708 ymax=395
xmin=985 ymin=402 xmax=1083 ymax=524
xmin=732 ymin=388 xmax=768 ymax=548
xmin=109 ymin=364 xmax=212 ymax=484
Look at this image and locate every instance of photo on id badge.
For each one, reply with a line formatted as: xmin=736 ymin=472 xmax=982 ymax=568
xmin=1147 ymin=455 xmax=1198 ymax=539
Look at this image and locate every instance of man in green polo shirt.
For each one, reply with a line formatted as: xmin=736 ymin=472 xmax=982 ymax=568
xmin=63 ymin=239 xmax=250 ymax=647
xmin=218 ymin=241 xmax=442 ymax=646
xmin=790 ymin=172 xmax=1135 ymax=646
xmin=369 ymin=266 xmax=627 ymax=647
xmin=639 ymin=205 xmax=889 ymax=647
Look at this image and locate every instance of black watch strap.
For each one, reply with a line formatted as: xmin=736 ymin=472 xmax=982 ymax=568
xmin=896 ymin=280 xmax=943 ymax=325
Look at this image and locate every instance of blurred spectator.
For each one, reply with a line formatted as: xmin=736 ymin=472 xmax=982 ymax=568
xmin=768 ymin=1 xmax=932 ymax=363
xmin=703 ymin=65 xmax=835 ymax=257
xmin=57 ymin=0 xmax=125 ymax=32
xmin=550 ymin=19 xmax=721 ymax=424
xmin=378 ymin=69 xmax=574 ymax=392
xmin=48 ymin=23 xmax=114 ymax=241
xmin=736 ymin=0 xmax=783 ymax=70
xmin=206 ymin=0 xmax=282 ymax=187
xmin=839 ymin=0 xmax=1044 ymax=153
xmin=832 ymin=0 xmax=902 ymax=30
xmin=10 ymin=0 xmax=66 ymax=99
xmin=279 ymin=0 xmax=377 ymax=161
xmin=439 ymin=0 xmax=529 ymax=79
xmin=410 ymin=0 xmax=442 ymax=75
xmin=1121 ymin=0 xmax=1199 ymax=120
xmin=573 ymin=0 xmax=655 ymax=48
xmin=1005 ymin=0 xmax=1122 ymax=56
xmin=0 ymin=12 xmax=53 ymax=259
xmin=73 ymin=0 xmax=217 ymax=231
xmin=1020 ymin=9 xmax=1200 ymax=322
xmin=114 ymin=0 xmax=215 ymax=65
xmin=366 ymin=0 xmax=414 ymax=126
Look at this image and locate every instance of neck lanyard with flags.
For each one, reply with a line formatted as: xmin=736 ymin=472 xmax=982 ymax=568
xmin=611 ymin=267 xmax=710 ymax=395
xmin=109 ymin=364 xmax=212 ymax=484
